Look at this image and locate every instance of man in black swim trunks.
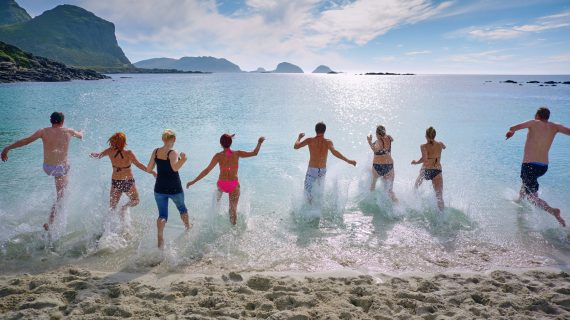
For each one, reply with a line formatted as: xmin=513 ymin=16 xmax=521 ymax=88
xmin=506 ymin=107 xmax=570 ymax=227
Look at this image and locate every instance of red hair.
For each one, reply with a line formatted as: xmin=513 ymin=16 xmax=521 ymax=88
xmin=108 ymin=132 xmax=127 ymax=151
xmin=220 ymin=134 xmax=232 ymax=149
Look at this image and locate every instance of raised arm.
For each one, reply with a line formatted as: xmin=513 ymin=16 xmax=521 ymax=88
xmin=557 ymin=123 xmax=570 ymax=136
xmin=294 ymin=133 xmax=310 ymax=149
xmin=186 ymin=155 xmax=219 ymax=188
xmin=367 ymin=134 xmax=378 ymax=152
xmin=238 ymin=137 xmax=265 ymax=158
xmin=411 ymin=145 xmax=427 ymax=165
xmin=169 ymin=150 xmax=187 ymax=172
xmin=67 ymin=128 xmax=83 ymax=140
xmin=89 ymin=148 xmax=111 ymax=159
xmin=130 ymin=151 xmax=157 ymax=177
xmin=1 ymin=129 xmax=43 ymax=162
xmin=329 ymin=141 xmax=356 ymax=166
xmin=506 ymin=120 xmax=533 ymax=139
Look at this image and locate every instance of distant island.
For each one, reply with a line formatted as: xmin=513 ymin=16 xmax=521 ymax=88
xmin=312 ymin=65 xmax=336 ymax=73
xmin=272 ymin=62 xmax=303 ymax=73
xmin=250 ymin=67 xmax=267 ymax=73
xmin=0 ymin=2 xmax=133 ymax=70
xmin=134 ymin=56 xmax=241 ymax=73
xmin=0 ymin=41 xmax=109 ymax=83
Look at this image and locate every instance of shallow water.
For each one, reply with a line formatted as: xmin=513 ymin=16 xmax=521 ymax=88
xmin=1 ymin=74 xmax=569 ymax=275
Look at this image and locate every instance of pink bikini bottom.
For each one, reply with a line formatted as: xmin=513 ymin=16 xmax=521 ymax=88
xmin=217 ymin=180 xmax=239 ymax=193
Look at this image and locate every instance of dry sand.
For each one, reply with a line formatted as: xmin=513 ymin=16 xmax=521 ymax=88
xmin=1 ymin=267 xmax=570 ymax=319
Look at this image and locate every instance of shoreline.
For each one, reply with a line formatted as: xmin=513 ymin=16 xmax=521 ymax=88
xmin=2 ymin=266 xmax=570 ymax=319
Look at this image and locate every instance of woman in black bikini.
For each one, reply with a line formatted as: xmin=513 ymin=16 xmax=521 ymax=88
xmin=367 ymin=125 xmax=397 ymax=202
xmin=90 ymin=132 xmax=156 ymax=221
xmin=412 ymin=127 xmax=446 ymax=210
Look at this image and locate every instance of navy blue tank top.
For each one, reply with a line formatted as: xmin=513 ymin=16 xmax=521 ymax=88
xmin=154 ymin=149 xmax=183 ymax=194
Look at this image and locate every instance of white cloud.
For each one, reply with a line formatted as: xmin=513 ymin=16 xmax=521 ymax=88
xmin=453 ymin=10 xmax=570 ymax=40
xmin=447 ymin=50 xmax=513 ymax=63
xmin=543 ymin=54 xmax=570 ymax=63
xmin=73 ymin=0 xmax=451 ymax=70
xmin=405 ymin=50 xmax=431 ymax=55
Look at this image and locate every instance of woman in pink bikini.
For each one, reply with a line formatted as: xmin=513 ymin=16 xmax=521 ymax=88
xmin=186 ymin=134 xmax=265 ymax=225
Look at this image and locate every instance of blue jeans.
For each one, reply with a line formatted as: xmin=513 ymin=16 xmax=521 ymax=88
xmin=154 ymin=192 xmax=188 ymax=221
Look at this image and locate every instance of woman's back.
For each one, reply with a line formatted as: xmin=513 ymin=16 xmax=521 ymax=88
xmin=218 ymin=150 xmax=239 ymax=180
xmin=154 ymin=147 xmax=182 ymax=194
xmin=423 ymin=141 xmax=444 ymax=169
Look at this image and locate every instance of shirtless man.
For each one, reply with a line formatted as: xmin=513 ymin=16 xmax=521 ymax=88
xmin=506 ymin=107 xmax=569 ymax=227
xmin=1 ymin=112 xmax=83 ymax=230
xmin=294 ymin=122 xmax=357 ymax=202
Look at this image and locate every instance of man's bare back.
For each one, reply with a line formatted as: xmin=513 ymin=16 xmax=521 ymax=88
xmin=41 ymin=127 xmax=74 ymax=165
xmin=307 ymin=136 xmax=332 ymax=168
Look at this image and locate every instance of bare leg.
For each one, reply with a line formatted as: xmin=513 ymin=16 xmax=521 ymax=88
xmin=432 ymin=174 xmax=444 ymax=211
xmin=370 ymin=167 xmax=379 ymax=191
xmin=382 ymin=170 xmax=398 ymax=203
xmin=414 ymin=170 xmax=424 ymax=190
xmin=180 ymin=213 xmax=191 ymax=230
xmin=44 ymin=175 xmax=68 ymax=231
xmin=516 ymin=185 xmax=525 ymax=203
xmin=157 ymin=218 xmax=166 ymax=249
xmin=526 ymin=193 xmax=565 ymax=226
xmin=110 ymin=187 xmax=122 ymax=210
xmin=229 ymin=184 xmax=241 ymax=225
xmin=120 ymin=185 xmax=140 ymax=221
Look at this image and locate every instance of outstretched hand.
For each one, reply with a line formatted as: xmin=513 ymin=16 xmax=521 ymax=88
xmin=505 ymin=130 xmax=514 ymax=140
xmin=258 ymin=136 xmax=266 ymax=144
xmin=151 ymin=171 xmax=157 ymax=178
xmin=179 ymin=152 xmax=187 ymax=161
xmin=1 ymin=148 xmax=8 ymax=162
xmin=298 ymin=133 xmax=305 ymax=140
xmin=348 ymin=159 xmax=357 ymax=167
xmin=89 ymin=152 xmax=99 ymax=158
xmin=186 ymin=181 xmax=195 ymax=188
xmin=367 ymin=134 xmax=373 ymax=143
xmin=411 ymin=160 xmax=418 ymax=165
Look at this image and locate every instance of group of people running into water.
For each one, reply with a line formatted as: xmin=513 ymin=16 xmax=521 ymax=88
xmin=1 ymin=107 xmax=569 ymax=248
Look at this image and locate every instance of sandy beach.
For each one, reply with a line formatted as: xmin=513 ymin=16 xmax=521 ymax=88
xmin=1 ymin=267 xmax=569 ymax=319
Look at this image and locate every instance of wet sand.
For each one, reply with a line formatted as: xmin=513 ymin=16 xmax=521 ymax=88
xmin=1 ymin=267 xmax=570 ymax=319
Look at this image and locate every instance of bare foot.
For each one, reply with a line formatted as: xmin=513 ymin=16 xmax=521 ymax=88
xmin=548 ymin=208 xmax=566 ymax=227
xmin=185 ymin=222 xmax=193 ymax=231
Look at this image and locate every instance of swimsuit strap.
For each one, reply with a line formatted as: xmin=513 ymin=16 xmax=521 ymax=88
xmin=154 ymin=148 xmax=159 ymax=160
xmin=114 ymin=149 xmax=124 ymax=159
xmin=224 ymin=149 xmax=233 ymax=158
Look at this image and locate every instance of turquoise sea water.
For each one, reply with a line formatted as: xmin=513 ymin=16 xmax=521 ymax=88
xmin=0 ymin=74 xmax=569 ymax=275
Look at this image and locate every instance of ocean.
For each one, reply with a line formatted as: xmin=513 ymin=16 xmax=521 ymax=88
xmin=1 ymin=73 xmax=569 ymax=275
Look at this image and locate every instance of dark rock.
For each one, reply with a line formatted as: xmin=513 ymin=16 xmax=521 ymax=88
xmin=0 ymin=41 xmax=109 ymax=83
xmin=134 ymin=56 xmax=241 ymax=72
xmin=526 ymin=81 xmax=540 ymax=83
xmin=502 ymin=80 xmax=517 ymax=84
xmin=272 ymin=62 xmax=304 ymax=73
xmin=312 ymin=65 xmax=335 ymax=73
xmin=543 ymin=81 xmax=558 ymax=84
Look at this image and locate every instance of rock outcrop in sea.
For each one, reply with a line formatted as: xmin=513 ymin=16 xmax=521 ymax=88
xmin=0 ymin=41 xmax=109 ymax=83
xmin=312 ymin=65 xmax=335 ymax=73
xmin=272 ymin=62 xmax=303 ymax=73
xmin=134 ymin=56 xmax=242 ymax=73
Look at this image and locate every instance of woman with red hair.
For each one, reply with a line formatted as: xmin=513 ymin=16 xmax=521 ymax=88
xmin=90 ymin=132 xmax=156 ymax=220
xmin=186 ymin=134 xmax=265 ymax=225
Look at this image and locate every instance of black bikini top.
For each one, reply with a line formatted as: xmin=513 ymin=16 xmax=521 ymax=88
xmin=374 ymin=137 xmax=391 ymax=156
xmin=112 ymin=149 xmax=131 ymax=172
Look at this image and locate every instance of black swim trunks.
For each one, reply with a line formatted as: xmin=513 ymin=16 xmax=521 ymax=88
xmin=373 ymin=164 xmax=393 ymax=177
xmin=423 ymin=169 xmax=442 ymax=180
xmin=520 ymin=162 xmax=548 ymax=194
xmin=112 ymin=179 xmax=135 ymax=193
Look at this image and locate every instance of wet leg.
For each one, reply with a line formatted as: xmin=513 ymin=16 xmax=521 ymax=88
xmin=432 ymin=174 xmax=444 ymax=211
xmin=527 ymin=193 xmax=565 ymax=226
xmin=157 ymin=218 xmax=166 ymax=249
xmin=383 ymin=170 xmax=398 ymax=203
xmin=121 ymin=185 xmax=140 ymax=221
xmin=45 ymin=175 xmax=68 ymax=231
xmin=229 ymin=184 xmax=240 ymax=225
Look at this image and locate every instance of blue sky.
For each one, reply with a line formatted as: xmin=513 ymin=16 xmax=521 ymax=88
xmin=17 ymin=0 xmax=570 ymax=74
